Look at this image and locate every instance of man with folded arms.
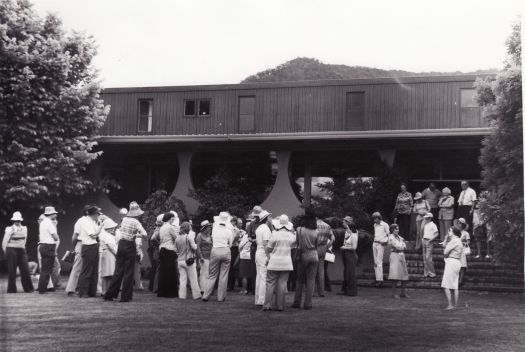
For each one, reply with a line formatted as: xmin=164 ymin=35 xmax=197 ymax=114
xmin=421 ymin=212 xmax=439 ymax=279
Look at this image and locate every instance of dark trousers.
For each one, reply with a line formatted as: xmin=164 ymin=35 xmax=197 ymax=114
xmin=397 ymin=214 xmax=411 ymax=239
xmin=147 ymin=249 xmax=159 ymax=292
xmin=431 ymin=208 xmax=439 ymax=225
xmin=457 ymin=205 xmax=473 ymax=235
xmin=104 ymin=240 xmax=136 ymax=302
xmin=324 ymin=260 xmax=331 ymax=291
xmin=37 ymin=244 xmax=56 ymax=293
xmin=228 ymin=246 xmax=239 ymax=290
xmin=287 ymin=249 xmax=299 ymax=291
xmin=78 ymin=243 xmax=99 ymax=297
xmin=157 ymin=248 xmax=178 ymax=298
xmin=6 ymin=247 xmax=34 ymax=293
xmin=341 ymin=250 xmax=357 ymax=296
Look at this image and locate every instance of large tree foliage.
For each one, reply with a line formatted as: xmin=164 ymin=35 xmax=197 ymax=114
xmin=141 ymin=190 xmax=188 ymax=236
xmin=0 ymin=0 xmax=108 ymax=215
xmin=475 ymin=21 xmax=522 ymax=264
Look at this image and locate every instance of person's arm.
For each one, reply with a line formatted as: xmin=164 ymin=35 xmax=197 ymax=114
xmin=394 ymin=195 xmax=400 ymax=211
xmin=189 ymin=233 xmax=198 ymax=251
xmin=326 ymin=230 xmax=335 ymax=250
xmin=429 ymin=224 xmax=439 ymax=241
xmin=195 ymin=234 xmax=203 ymax=260
xmin=137 ymin=222 xmax=148 ymax=238
xmin=2 ymin=227 xmax=12 ymax=253
xmin=470 ymin=192 xmax=477 ymax=214
xmin=107 ymin=237 xmax=118 ymax=256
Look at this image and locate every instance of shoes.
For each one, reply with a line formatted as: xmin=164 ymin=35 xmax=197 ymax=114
xmin=445 ymin=305 xmax=455 ymax=310
xmin=392 ymin=294 xmax=400 ymax=299
xmin=474 ymin=255 xmax=481 ymax=259
xmin=319 ymin=294 xmax=325 ymax=298
xmin=261 ymin=307 xmax=271 ymax=312
xmin=485 ymin=255 xmax=491 ymax=259
xmin=201 ymin=298 xmax=208 ymax=302
xmin=303 ymin=306 xmax=313 ymax=310
xmin=400 ymin=294 xmax=410 ymax=299
xmin=290 ymin=304 xmax=301 ymax=309
xmin=38 ymin=291 xmax=47 ymax=294
xmin=46 ymin=288 xmax=55 ymax=292
xmin=336 ymin=292 xmax=346 ymax=296
xmin=375 ymin=281 xmax=383 ymax=287
xmin=67 ymin=292 xmax=76 ymax=296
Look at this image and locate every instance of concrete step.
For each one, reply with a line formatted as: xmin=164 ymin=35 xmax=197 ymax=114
xmin=356 ymin=278 xmax=524 ymax=293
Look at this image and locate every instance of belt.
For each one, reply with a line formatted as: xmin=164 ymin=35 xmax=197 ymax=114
xmin=391 ymin=250 xmax=404 ymax=253
xmin=374 ymin=241 xmax=386 ymax=245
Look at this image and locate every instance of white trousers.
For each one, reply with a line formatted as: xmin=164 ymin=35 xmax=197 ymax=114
xmin=65 ymin=243 xmax=83 ymax=293
xmin=255 ymin=250 xmax=268 ymax=305
xmin=199 ymin=258 xmax=210 ymax=293
xmin=178 ymin=261 xmax=202 ymax=299
xmin=372 ymin=242 xmax=385 ymax=282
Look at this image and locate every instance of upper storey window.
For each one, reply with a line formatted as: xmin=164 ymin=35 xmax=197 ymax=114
xmin=184 ymin=99 xmax=211 ymax=117
xmin=138 ymin=100 xmax=152 ymax=133
xmin=346 ymin=92 xmax=365 ymax=130
xmin=460 ymin=89 xmax=481 ymax=127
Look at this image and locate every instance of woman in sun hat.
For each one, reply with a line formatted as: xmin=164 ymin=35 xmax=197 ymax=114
xmin=261 ymin=215 xmax=296 ymax=312
xmin=388 ymin=224 xmax=410 ymax=299
xmin=99 ymin=217 xmax=118 ymax=295
xmin=104 ymin=201 xmax=148 ymax=302
xmin=254 ymin=210 xmax=272 ymax=306
xmin=202 ymin=212 xmax=234 ymax=302
xmin=196 ymin=220 xmax=213 ymax=294
xmin=2 ymin=211 xmax=34 ymax=293
xmin=175 ymin=222 xmax=201 ymax=300
xmin=438 ymin=187 xmax=455 ymax=242
xmin=455 ymin=218 xmax=470 ymax=286
xmin=147 ymin=214 xmax=163 ymax=292
xmin=441 ymin=227 xmax=463 ymax=310
xmin=413 ymin=192 xmax=431 ymax=250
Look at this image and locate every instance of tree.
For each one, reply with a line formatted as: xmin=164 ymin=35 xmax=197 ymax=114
xmin=0 ymin=0 xmax=108 ymax=215
xmin=141 ymin=190 xmax=188 ymax=235
xmin=475 ymin=21 xmax=523 ymax=264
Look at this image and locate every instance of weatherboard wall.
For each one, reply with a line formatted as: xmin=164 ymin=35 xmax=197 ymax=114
xmin=99 ymin=76 xmax=488 ymax=136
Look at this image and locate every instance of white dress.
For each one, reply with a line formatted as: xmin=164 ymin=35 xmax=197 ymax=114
xmin=388 ymin=234 xmax=409 ymax=281
xmin=441 ymin=237 xmax=463 ymax=290
xmin=99 ymin=231 xmax=117 ymax=277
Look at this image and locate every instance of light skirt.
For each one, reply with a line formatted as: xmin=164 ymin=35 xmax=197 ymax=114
xmin=388 ymin=252 xmax=409 ymax=281
xmin=441 ymin=258 xmax=461 ymax=290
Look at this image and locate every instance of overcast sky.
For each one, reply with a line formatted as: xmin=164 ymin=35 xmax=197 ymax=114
xmin=31 ymin=0 xmax=522 ymax=88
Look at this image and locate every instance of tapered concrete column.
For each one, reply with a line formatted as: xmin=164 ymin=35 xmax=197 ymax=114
xmin=88 ymin=159 xmax=120 ymax=221
xmin=261 ymin=151 xmax=303 ymax=218
xmin=303 ymin=159 xmax=312 ymax=208
xmin=172 ymin=151 xmax=200 ymax=215
xmin=378 ymin=149 xmax=396 ymax=169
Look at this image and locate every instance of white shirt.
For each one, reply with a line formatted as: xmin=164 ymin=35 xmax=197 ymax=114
xmin=422 ymin=221 xmax=439 ymax=240
xmin=341 ymin=230 xmax=358 ymax=250
xmin=211 ymin=224 xmax=234 ymax=248
xmin=238 ymin=233 xmax=252 ymax=260
xmin=255 ymin=223 xmax=272 ymax=253
xmin=373 ymin=221 xmax=389 ymax=244
xmin=39 ymin=217 xmax=57 ymax=244
xmin=77 ymin=216 xmax=99 ymax=246
xmin=458 ymin=187 xmax=477 ymax=206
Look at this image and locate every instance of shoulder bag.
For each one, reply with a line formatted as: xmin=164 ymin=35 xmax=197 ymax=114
xmin=185 ymin=235 xmax=195 ymax=266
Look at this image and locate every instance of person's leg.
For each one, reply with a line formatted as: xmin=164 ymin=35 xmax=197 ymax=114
xmin=66 ymin=243 xmax=83 ymax=293
xmin=187 ymin=263 xmax=201 ymax=299
xmin=6 ymin=248 xmax=18 ymax=293
xmin=37 ymin=244 xmax=55 ymax=293
xmin=89 ymin=246 xmax=99 ymax=297
xmin=453 ymin=289 xmax=459 ymax=307
xmin=391 ymin=280 xmax=398 ymax=298
xmin=255 ymin=251 xmax=267 ymax=305
xmin=203 ymin=251 xmax=220 ymax=300
xmin=120 ymin=250 xmax=136 ymax=302
xmin=275 ymin=272 xmax=289 ymax=311
xmin=341 ymin=250 xmax=349 ymax=293
xmin=303 ymin=257 xmax=318 ymax=309
xmin=263 ymin=270 xmax=278 ymax=309
xmin=78 ymin=244 xmax=94 ymax=297
xmin=51 ymin=256 xmax=61 ymax=288
xmin=293 ymin=258 xmax=306 ymax=307
xmin=426 ymin=241 xmax=435 ymax=277
xmin=178 ymin=261 xmax=188 ymax=299
xmin=444 ymin=288 xmax=454 ymax=309
xmin=217 ymin=249 xmax=231 ymax=301
xmin=348 ymin=251 xmax=358 ymax=296
xmin=199 ymin=258 xmax=209 ymax=294
xmin=400 ymin=281 xmax=409 ymax=298
xmin=228 ymin=247 xmax=238 ymax=290
xmin=324 ymin=260 xmax=331 ymax=292
xmin=315 ymin=247 xmax=326 ymax=296
xmin=18 ymin=249 xmax=34 ymax=292
xmin=415 ymin=219 xmax=422 ymax=249
xmin=374 ymin=243 xmax=384 ymax=284
xmin=104 ymin=245 xmax=127 ymax=299
xmin=459 ymin=267 xmax=466 ymax=285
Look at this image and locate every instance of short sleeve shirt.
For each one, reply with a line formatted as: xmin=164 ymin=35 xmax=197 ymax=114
xmin=39 ymin=217 xmax=57 ymax=244
xmin=255 ymin=223 xmax=272 ymax=252
xmin=78 ymin=216 xmax=98 ymax=245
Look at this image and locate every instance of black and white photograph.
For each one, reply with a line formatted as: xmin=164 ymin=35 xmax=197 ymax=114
xmin=0 ymin=0 xmax=523 ymax=351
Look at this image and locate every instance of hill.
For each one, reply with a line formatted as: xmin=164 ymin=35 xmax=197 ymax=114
xmin=241 ymin=57 xmax=498 ymax=83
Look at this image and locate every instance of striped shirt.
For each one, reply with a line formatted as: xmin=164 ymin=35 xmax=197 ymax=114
xmin=159 ymin=223 xmax=179 ymax=251
xmin=316 ymin=220 xmax=334 ymax=247
xmin=267 ymin=229 xmax=296 ymax=271
xmin=119 ymin=217 xmax=147 ymax=242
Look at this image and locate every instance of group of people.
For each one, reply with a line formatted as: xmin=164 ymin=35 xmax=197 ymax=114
xmin=2 ymin=180 xmax=486 ymax=311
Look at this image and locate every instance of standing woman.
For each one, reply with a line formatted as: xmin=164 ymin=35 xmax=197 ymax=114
xmin=202 ymin=212 xmax=234 ymax=302
xmin=99 ymin=218 xmax=118 ymax=295
xmin=147 ymin=214 xmax=162 ymax=292
xmin=339 ymin=216 xmax=358 ymax=296
xmin=2 ymin=212 xmax=34 ymax=293
xmin=291 ymin=210 xmax=319 ymax=310
xmin=413 ymin=192 xmax=431 ymax=250
xmin=238 ymin=225 xmax=255 ymax=294
xmin=456 ymin=218 xmax=470 ymax=286
xmin=438 ymin=187 xmax=455 ymax=242
xmin=441 ymin=227 xmax=464 ymax=310
xmin=388 ymin=224 xmax=410 ymax=298
xmin=104 ymin=201 xmax=148 ymax=302
xmin=156 ymin=212 xmax=180 ymax=298
xmin=262 ymin=215 xmax=296 ymax=312
xmin=196 ymin=220 xmax=213 ymax=295
xmin=175 ymin=222 xmax=201 ymax=300
xmin=394 ymin=183 xmax=413 ymax=240
xmin=254 ymin=210 xmax=272 ymax=306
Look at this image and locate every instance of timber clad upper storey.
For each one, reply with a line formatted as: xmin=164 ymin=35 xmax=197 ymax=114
xmin=99 ymin=75 xmax=489 ymax=137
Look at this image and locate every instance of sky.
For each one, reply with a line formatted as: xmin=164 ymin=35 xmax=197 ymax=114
xmin=31 ymin=0 xmax=523 ymax=88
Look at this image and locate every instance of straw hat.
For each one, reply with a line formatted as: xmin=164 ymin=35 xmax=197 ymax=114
xmin=170 ymin=211 xmax=180 ymax=226
xmin=272 ymin=214 xmax=293 ymax=231
xmin=343 ymin=216 xmax=353 ymax=224
xmin=258 ymin=210 xmax=271 ymax=222
xmin=414 ymin=192 xmax=423 ymax=201
xmin=200 ymin=220 xmax=212 ymax=231
xmin=214 ymin=212 xmax=232 ymax=226
xmin=251 ymin=205 xmax=262 ymax=217
xmin=103 ymin=218 xmax=118 ymax=230
xmin=442 ymin=187 xmax=451 ymax=195
xmin=127 ymin=202 xmax=144 ymax=217
xmin=44 ymin=206 xmax=58 ymax=216
xmin=454 ymin=218 xmax=469 ymax=230
xmin=10 ymin=211 xmax=23 ymax=222
xmin=423 ymin=212 xmax=433 ymax=219
xmin=119 ymin=208 xmax=128 ymax=215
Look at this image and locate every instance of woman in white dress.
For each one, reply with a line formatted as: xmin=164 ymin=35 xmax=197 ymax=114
xmin=99 ymin=218 xmax=118 ymax=295
xmin=441 ymin=227 xmax=463 ymax=310
xmin=387 ymin=224 xmax=409 ymax=299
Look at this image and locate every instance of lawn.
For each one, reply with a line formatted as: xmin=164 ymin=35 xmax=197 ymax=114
xmin=1 ymin=278 xmax=524 ymax=352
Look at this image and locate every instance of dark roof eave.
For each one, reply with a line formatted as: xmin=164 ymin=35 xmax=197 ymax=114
xmin=97 ymin=128 xmax=491 ymax=144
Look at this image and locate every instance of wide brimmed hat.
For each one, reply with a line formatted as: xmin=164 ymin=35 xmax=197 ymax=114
xmin=414 ymin=192 xmax=423 ymax=201
xmin=258 ymin=210 xmax=271 ymax=222
xmin=103 ymin=218 xmax=118 ymax=230
xmin=251 ymin=205 xmax=262 ymax=217
xmin=11 ymin=211 xmax=23 ymax=222
xmin=423 ymin=212 xmax=433 ymax=219
xmin=214 ymin=212 xmax=232 ymax=226
xmin=343 ymin=216 xmax=353 ymax=224
xmin=156 ymin=214 xmax=164 ymax=225
xmin=200 ymin=220 xmax=212 ymax=231
xmin=127 ymin=202 xmax=144 ymax=217
xmin=44 ymin=206 xmax=58 ymax=216
xmin=442 ymin=187 xmax=451 ymax=195
xmin=272 ymin=214 xmax=293 ymax=231
xmin=454 ymin=218 xmax=469 ymax=230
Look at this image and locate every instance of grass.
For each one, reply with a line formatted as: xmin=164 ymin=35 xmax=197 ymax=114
xmin=1 ymin=277 xmax=524 ymax=352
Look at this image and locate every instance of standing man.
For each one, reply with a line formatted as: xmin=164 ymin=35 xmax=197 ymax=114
xmin=372 ymin=212 xmax=389 ymax=287
xmin=457 ymin=180 xmax=477 ymax=235
xmin=66 ymin=205 xmax=90 ymax=296
xmin=421 ymin=212 xmax=439 ymax=279
xmin=37 ymin=206 xmax=59 ymax=294
xmin=315 ymin=217 xmax=334 ymax=297
xmin=77 ymin=205 xmax=103 ymax=298
xmin=422 ymin=182 xmax=442 ymax=222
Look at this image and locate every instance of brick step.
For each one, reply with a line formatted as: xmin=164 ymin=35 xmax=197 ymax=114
xmin=403 ymin=254 xmax=522 ymax=270
xmin=361 ymin=269 xmax=524 ymax=284
xmin=356 ymin=278 xmax=524 ymax=293
xmin=404 ymin=262 xmax=523 ymax=276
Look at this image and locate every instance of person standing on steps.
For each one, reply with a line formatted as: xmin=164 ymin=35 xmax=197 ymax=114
xmin=372 ymin=212 xmax=389 ymax=287
xmin=421 ymin=212 xmax=439 ymax=279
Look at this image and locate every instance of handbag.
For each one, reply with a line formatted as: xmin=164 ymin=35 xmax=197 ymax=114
xmin=463 ymin=245 xmax=471 ymax=256
xmin=61 ymin=250 xmax=75 ymax=263
xmin=185 ymin=235 xmax=195 ymax=266
xmin=324 ymin=250 xmax=335 ymax=263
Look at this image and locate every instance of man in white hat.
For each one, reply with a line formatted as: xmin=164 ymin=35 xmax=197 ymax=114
xmin=37 ymin=206 xmax=60 ymax=294
xmin=421 ymin=212 xmax=439 ymax=278
xmin=77 ymin=205 xmax=103 ymax=298
xmin=254 ymin=209 xmax=272 ymax=306
xmin=372 ymin=212 xmax=389 ymax=287
xmin=66 ymin=205 xmax=91 ymax=296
